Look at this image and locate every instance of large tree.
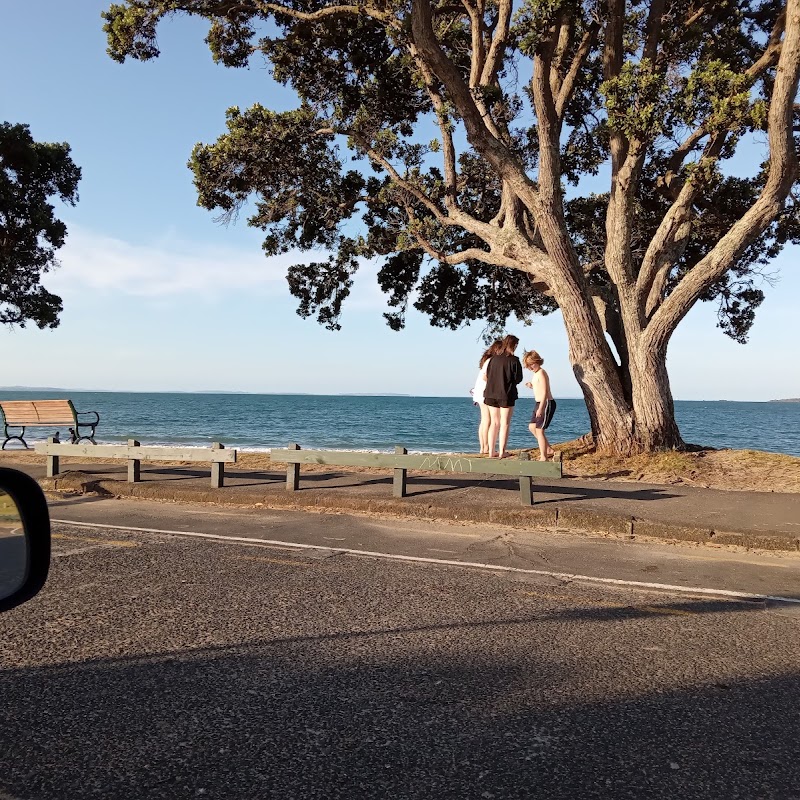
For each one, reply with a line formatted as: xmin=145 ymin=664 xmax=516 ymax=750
xmin=104 ymin=0 xmax=800 ymax=453
xmin=0 ymin=122 xmax=81 ymax=329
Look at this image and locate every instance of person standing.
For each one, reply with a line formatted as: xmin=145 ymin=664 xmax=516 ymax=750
xmin=483 ymin=335 xmax=523 ymax=458
xmin=523 ymin=349 xmax=556 ymax=460
xmin=471 ymin=341 xmax=500 ymax=455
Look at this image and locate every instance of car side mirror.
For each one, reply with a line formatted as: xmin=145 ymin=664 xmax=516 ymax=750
xmin=0 ymin=467 xmax=51 ymax=612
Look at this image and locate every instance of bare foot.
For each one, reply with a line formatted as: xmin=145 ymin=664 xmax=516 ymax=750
xmin=499 ymin=452 xmax=513 ymax=459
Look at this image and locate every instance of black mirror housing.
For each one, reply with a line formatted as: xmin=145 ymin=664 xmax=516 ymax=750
xmin=0 ymin=467 xmax=51 ymax=612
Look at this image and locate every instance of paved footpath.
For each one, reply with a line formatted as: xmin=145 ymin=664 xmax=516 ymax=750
xmin=10 ymin=457 xmax=800 ymax=551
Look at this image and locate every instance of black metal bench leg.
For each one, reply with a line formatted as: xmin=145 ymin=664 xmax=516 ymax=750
xmin=2 ymin=426 xmax=28 ymax=450
xmin=74 ymin=423 xmax=97 ymax=444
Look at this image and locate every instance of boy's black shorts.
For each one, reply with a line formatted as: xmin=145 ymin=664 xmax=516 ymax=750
xmin=530 ymin=399 xmax=557 ymax=429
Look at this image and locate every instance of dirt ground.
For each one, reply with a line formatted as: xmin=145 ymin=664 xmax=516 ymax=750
xmin=554 ymin=437 xmax=800 ymax=493
xmin=2 ymin=438 xmax=798 ymax=494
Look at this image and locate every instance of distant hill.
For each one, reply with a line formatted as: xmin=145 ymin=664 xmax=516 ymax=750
xmin=770 ymin=398 xmax=800 ymax=403
xmin=0 ymin=386 xmax=73 ymax=392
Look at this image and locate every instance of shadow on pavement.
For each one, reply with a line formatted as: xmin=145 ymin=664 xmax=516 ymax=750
xmin=0 ymin=629 xmax=797 ymax=799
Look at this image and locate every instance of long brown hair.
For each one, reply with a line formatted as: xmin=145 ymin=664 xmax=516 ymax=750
xmin=499 ymin=334 xmax=519 ymax=356
xmin=478 ymin=339 xmax=504 ymax=367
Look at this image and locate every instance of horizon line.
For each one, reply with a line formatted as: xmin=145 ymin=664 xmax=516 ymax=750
xmin=0 ymin=386 xmax=794 ymax=402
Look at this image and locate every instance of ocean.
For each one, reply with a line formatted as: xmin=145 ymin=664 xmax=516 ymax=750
xmin=1 ymin=390 xmax=798 ymax=457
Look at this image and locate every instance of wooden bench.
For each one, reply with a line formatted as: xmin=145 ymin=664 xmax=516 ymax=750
xmin=34 ymin=438 xmax=236 ymax=488
xmin=0 ymin=399 xmax=100 ymax=450
xmin=269 ymin=444 xmax=563 ymax=505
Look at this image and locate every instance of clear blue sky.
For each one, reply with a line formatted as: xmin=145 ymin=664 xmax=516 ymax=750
xmin=1 ymin=1 xmax=798 ymax=400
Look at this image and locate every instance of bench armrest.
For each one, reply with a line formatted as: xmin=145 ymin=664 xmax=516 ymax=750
xmin=74 ymin=410 xmax=100 ymax=424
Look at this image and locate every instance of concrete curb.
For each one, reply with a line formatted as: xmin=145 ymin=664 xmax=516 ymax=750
xmin=39 ymin=472 xmax=800 ymax=554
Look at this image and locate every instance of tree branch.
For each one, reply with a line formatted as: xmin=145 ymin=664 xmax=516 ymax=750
xmin=661 ymin=11 xmax=785 ymax=192
xmin=641 ymin=10 xmax=787 ymax=313
xmin=479 ymin=0 xmax=512 ymax=88
xmin=642 ymin=0 xmax=666 ymax=63
xmin=355 ymin=136 xmax=450 ymax=223
xmin=646 ymin=0 xmax=800 ymax=352
xmin=409 ymin=0 xmax=539 ymax=210
xmin=603 ymin=0 xmax=628 ymax=174
xmin=410 ymin=52 xmax=460 ymax=210
xmin=198 ymin=0 xmax=393 ymax=25
xmin=463 ymin=0 xmax=486 ymax=88
xmin=532 ymin=43 xmax=560 ymax=204
xmin=549 ymin=13 xmax=573 ymax=101
xmin=410 ymin=225 xmax=551 ymax=281
xmin=600 ymin=0 xmax=643 ymax=296
xmin=555 ymin=22 xmax=599 ymax=121
xmin=637 ymin=132 xmax=727 ymax=315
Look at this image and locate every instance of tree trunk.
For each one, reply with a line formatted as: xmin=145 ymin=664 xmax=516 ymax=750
xmin=556 ymin=276 xmax=685 ymax=454
xmin=626 ymin=343 xmax=684 ymax=450
xmin=552 ymin=273 xmax=638 ymax=454
xmin=572 ymin=343 xmax=684 ymax=454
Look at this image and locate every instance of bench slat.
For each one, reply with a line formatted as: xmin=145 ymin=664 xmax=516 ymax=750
xmin=34 ymin=443 xmax=236 ymax=463
xmin=270 ymin=448 xmax=562 ymax=478
xmin=0 ymin=399 xmax=75 ymax=425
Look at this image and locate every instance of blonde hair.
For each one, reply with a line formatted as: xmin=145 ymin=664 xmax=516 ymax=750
xmin=523 ymin=349 xmax=544 ymax=368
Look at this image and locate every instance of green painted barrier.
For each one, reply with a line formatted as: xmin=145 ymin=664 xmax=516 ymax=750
xmin=270 ymin=445 xmax=562 ymax=505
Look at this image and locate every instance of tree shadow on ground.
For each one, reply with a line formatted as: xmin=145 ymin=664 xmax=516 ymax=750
xmin=1 ymin=596 xmax=797 ymax=800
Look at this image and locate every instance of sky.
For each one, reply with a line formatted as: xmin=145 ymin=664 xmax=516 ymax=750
xmin=1 ymin=0 xmax=798 ymax=401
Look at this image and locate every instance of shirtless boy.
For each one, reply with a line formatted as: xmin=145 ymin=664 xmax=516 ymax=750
xmin=522 ymin=350 xmax=556 ymax=461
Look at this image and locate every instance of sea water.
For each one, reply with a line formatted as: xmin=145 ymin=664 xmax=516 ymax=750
xmin=1 ymin=391 xmax=798 ymax=457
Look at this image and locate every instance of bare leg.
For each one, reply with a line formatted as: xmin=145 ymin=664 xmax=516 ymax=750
xmin=487 ymin=406 xmax=500 ymax=457
xmin=478 ymin=403 xmax=491 ymax=454
xmin=498 ymin=406 xmax=514 ymax=457
xmin=529 ymin=422 xmax=551 ymax=460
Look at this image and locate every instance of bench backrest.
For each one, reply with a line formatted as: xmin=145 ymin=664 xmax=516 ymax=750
xmin=0 ymin=399 xmax=76 ymax=426
xmin=270 ymin=448 xmax=563 ymax=478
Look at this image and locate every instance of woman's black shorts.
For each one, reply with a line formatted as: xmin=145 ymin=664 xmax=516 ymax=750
xmin=484 ymin=397 xmax=515 ymax=408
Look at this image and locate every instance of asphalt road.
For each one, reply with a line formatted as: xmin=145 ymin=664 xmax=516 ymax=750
xmin=46 ymin=496 xmax=800 ymax=600
xmin=1 ymin=517 xmax=799 ymax=799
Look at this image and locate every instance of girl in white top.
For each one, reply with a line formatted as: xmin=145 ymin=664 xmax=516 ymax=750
xmin=471 ymin=344 xmax=496 ymax=455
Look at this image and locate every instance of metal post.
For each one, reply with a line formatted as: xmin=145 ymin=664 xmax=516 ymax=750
xmin=127 ymin=439 xmax=141 ymax=483
xmin=519 ymin=451 xmax=533 ymax=506
xmin=211 ymin=442 xmax=224 ymax=488
xmin=393 ymin=445 xmax=407 ymax=498
xmin=46 ymin=434 xmax=60 ymax=478
xmin=286 ymin=443 xmax=300 ymax=491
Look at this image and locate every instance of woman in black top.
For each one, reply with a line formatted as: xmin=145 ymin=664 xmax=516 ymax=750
xmin=483 ymin=334 xmax=523 ymax=458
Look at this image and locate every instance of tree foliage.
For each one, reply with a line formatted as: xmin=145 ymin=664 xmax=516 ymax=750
xmin=102 ymin=0 xmax=799 ymax=338
xmin=102 ymin=0 xmax=800 ymax=451
xmin=0 ymin=122 xmax=81 ymax=329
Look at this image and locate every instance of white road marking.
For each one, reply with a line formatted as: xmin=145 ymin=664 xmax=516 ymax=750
xmin=52 ymin=518 xmax=800 ymax=606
